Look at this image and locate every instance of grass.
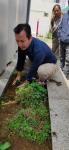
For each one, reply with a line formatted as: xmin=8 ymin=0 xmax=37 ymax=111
xmin=15 ymin=81 xmax=48 ymax=107
xmin=9 ymin=105 xmax=51 ymax=144
xmin=8 ymin=82 xmax=51 ymax=144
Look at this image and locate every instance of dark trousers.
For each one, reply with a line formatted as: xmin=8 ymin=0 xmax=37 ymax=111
xmin=60 ymin=41 xmax=69 ymax=78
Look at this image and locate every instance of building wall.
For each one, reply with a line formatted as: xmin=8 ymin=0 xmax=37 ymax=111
xmin=0 ymin=0 xmax=8 ymax=73
xmin=29 ymin=10 xmax=50 ymax=37
xmin=0 ymin=0 xmax=30 ymax=74
xmin=29 ymin=0 xmax=54 ymax=37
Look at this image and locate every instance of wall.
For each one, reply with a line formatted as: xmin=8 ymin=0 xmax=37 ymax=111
xmin=0 ymin=0 xmax=30 ymax=74
xmin=29 ymin=0 xmax=54 ymax=37
xmin=29 ymin=10 xmax=50 ymax=37
xmin=0 ymin=0 xmax=8 ymax=73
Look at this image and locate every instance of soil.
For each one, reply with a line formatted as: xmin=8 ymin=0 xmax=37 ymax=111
xmin=0 ymin=74 xmax=52 ymax=150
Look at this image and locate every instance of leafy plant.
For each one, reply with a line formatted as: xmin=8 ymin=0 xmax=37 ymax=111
xmin=9 ymin=105 xmax=51 ymax=144
xmin=16 ymin=82 xmax=48 ymax=107
xmin=8 ymin=82 xmax=51 ymax=144
xmin=0 ymin=142 xmax=11 ymax=150
xmin=0 ymin=96 xmax=7 ymax=108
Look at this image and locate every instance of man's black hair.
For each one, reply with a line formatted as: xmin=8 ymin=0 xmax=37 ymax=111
xmin=14 ymin=23 xmax=31 ymax=39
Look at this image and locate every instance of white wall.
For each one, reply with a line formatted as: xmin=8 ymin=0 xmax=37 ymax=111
xmin=0 ymin=0 xmax=8 ymax=73
xmin=29 ymin=11 xmax=50 ymax=36
xmin=29 ymin=0 xmax=54 ymax=36
xmin=0 ymin=0 xmax=29 ymax=74
xmin=7 ymin=0 xmax=29 ymax=63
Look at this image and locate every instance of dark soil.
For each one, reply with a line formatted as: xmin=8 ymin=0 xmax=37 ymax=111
xmin=0 ymin=74 xmax=52 ymax=150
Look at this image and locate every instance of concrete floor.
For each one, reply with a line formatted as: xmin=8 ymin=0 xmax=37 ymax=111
xmin=67 ymin=80 xmax=69 ymax=87
xmin=47 ymin=67 xmax=69 ymax=150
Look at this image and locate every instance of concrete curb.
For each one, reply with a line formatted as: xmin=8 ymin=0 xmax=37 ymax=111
xmin=47 ymin=67 xmax=69 ymax=150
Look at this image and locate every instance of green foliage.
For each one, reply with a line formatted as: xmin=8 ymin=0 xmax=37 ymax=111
xmin=8 ymin=82 xmax=51 ymax=144
xmin=35 ymin=104 xmax=49 ymax=119
xmin=0 ymin=96 xmax=7 ymax=108
xmin=9 ymin=105 xmax=51 ymax=144
xmin=16 ymin=82 xmax=48 ymax=107
xmin=0 ymin=142 xmax=11 ymax=150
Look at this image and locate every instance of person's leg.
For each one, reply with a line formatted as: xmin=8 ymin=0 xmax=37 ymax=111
xmin=63 ymin=45 xmax=69 ymax=79
xmin=52 ymin=37 xmax=59 ymax=58
xmin=37 ymin=63 xmax=58 ymax=81
xmin=60 ymin=41 xmax=66 ymax=70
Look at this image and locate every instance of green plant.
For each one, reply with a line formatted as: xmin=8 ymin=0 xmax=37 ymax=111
xmin=0 ymin=96 xmax=7 ymax=108
xmin=8 ymin=82 xmax=51 ymax=144
xmin=0 ymin=142 xmax=11 ymax=150
xmin=16 ymin=82 xmax=48 ymax=107
xmin=35 ymin=104 xmax=49 ymax=119
xmin=9 ymin=105 xmax=51 ymax=144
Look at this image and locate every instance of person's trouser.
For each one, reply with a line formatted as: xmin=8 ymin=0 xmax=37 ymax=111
xmin=52 ymin=37 xmax=59 ymax=58
xmin=37 ymin=63 xmax=58 ymax=81
xmin=60 ymin=41 xmax=66 ymax=70
xmin=60 ymin=42 xmax=69 ymax=78
xmin=23 ymin=57 xmax=58 ymax=81
xmin=63 ymin=45 xmax=69 ymax=78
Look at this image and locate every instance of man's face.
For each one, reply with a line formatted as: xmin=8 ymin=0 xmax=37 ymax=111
xmin=15 ymin=30 xmax=32 ymax=50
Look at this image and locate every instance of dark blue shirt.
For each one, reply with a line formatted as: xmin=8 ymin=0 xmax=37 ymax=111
xmin=16 ymin=37 xmax=57 ymax=81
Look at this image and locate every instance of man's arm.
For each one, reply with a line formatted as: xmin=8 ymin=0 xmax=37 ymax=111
xmin=16 ymin=48 xmax=26 ymax=71
xmin=12 ymin=71 xmax=22 ymax=85
xmin=12 ymin=48 xmax=26 ymax=85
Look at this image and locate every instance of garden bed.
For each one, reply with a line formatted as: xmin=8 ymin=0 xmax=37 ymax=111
xmin=0 ymin=74 xmax=52 ymax=150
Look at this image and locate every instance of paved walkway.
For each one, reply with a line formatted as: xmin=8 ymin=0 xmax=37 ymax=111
xmin=47 ymin=67 xmax=69 ymax=150
xmin=45 ymin=38 xmax=69 ymax=149
xmin=67 ymin=80 xmax=69 ymax=87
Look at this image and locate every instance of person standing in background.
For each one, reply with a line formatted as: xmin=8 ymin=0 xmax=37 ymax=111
xmin=50 ymin=4 xmax=62 ymax=58
xmin=58 ymin=0 xmax=69 ymax=79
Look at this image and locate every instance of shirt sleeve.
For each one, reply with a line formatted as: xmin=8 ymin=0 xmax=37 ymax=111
xmin=26 ymin=51 xmax=45 ymax=81
xmin=16 ymin=48 xmax=26 ymax=71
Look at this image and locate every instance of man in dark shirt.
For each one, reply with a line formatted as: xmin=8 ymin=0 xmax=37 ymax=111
xmin=13 ymin=23 xmax=57 ymax=85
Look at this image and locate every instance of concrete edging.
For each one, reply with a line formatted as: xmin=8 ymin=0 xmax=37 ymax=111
xmin=47 ymin=67 xmax=69 ymax=150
